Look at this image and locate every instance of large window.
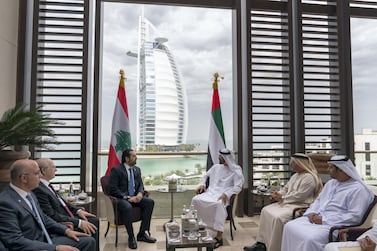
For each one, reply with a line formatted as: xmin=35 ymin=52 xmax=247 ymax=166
xmin=352 ymin=18 xmax=377 ymax=183
xmin=100 ymin=3 xmax=233 ymax=188
xmin=26 ymin=0 xmax=377 ymax=216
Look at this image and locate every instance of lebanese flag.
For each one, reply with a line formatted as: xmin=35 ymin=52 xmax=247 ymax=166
xmin=105 ymin=69 xmax=132 ymax=176
xmin=206 ymin=73 xmax=226 ymax=170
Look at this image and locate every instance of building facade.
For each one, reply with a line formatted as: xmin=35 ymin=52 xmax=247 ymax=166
xmin=355 ymin=128 xmax=377 ymax=183
xmin=135 ymin=16 xmax=187 ymax=150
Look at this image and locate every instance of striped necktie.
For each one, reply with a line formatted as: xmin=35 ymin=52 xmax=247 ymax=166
xmin=26 ymin=193 xmax=53 ymax=244
xmin=48 ymin=183 xmax=75 ymax=218
xmin=129 ymin=168 xmax=135 ymax=196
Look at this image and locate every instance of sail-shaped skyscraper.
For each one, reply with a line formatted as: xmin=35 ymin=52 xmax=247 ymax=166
xmin=129 ymin=15 xmax=187 ymax=150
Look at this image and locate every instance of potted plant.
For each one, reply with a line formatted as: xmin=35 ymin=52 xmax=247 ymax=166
xmin=0 ymin=103 xmax=60 ymax=188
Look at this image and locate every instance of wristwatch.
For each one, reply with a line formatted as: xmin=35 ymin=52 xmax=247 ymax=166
xmin=123 ymin=195 xmax=131 ymax=200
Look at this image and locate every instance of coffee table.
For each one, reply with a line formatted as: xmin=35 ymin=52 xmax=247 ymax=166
xmin=165 ymin=223 xmax=215 ymax=251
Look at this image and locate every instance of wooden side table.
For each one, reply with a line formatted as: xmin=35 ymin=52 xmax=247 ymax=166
xmin=251 ymin=190 xmax=272 ymax=214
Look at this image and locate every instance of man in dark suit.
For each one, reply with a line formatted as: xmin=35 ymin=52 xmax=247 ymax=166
xmin=108 ymin=148 xmax=156 ymax=249
xmin=0 ymin=159 xmax=95 ymax=251
xmin=33 ymin=158 xmax=99 ymax=250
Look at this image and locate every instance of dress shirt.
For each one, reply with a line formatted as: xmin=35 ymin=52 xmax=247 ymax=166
xmin=39 ymin=178 xmax=83 ymax=228
xmin=10 ymin=183 xmax=32 ymax=209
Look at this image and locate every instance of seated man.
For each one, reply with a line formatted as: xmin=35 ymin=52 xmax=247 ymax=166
xmin=281 ymin=155 xmax=375 ymax=251
xmin=33 ymin=158 xmax=99 ymax=250
xmin=0 ymin=159 xmax=95 ymax=251
xmin=324 ymin=221 xmax=377 ymax=251
xmin=244 ymin=153 xmax=323 ymax=251
xmin=108 ymin=148 xmax=156 ymax=250
xmin=191 ymin=148 xmax=244 ymax=249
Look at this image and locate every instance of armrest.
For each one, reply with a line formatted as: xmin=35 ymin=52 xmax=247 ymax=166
xmin=338 ymin=227 xmax=372 ymax=242
xmin=144 ymin=190 xmax=150 ymax=197
xmin=292 ymin=207 xmax=308 ymax=219
xmin=329 ymin=225 xmax=372 ymax=242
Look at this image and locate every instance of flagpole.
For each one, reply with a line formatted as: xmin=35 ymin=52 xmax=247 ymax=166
xmin=206 ymin=72 xmax=226 ymax=170
xmin=105 ymin=69 xmax=132 ymax=176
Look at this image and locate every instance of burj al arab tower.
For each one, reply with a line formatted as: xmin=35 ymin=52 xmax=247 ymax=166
xmin=128 ymin=15 xmax=188 ymax=150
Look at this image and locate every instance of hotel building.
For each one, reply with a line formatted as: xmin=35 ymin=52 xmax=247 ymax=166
xmin=127 ymin=15 xmax=188 ymax=150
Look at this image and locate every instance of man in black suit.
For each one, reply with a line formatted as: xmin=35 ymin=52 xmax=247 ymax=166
xmin=0 ymin=159 xmax=95 ymax=251
xmin=33 ymin=158 xmax=99 ymax=251
xmin=108 ymin=148 xmax=156 ymax=249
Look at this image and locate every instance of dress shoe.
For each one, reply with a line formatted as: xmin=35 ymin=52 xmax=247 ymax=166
xmin=244 ymin=242 xmax=266 ymax=251
xmin=128 ymin=236 xmax=137 ymax=249
xmin=214 ymin=237 xmax=223 ymax=249
xmin=137 ymin=232 xmax=157 ymax=243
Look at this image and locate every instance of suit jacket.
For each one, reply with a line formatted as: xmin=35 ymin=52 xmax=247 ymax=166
xmin=0 ymin=185 xmax=67 ymax=251
xmin=108 ymin=164 xmax=145 ymax=199
xmin=33 ymin=181 xmax=81 ymax=228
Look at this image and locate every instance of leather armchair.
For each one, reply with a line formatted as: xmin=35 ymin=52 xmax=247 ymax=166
xmin=100 ymin=175 xmax=148 ymax=247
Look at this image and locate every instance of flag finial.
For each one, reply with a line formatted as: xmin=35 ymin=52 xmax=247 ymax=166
xmin=212 ymin=72 xmax=224 ymax=90
xmin=119 ymin=69 xmax=127 ymax=88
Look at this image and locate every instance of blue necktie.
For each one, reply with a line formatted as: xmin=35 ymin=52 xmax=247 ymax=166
xmin=26 ymin=193 xmax=53 ymax=244
xmin=129 ymin=168 xmax=135 ymax=196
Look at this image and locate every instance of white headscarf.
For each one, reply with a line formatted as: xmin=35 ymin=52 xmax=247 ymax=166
xmin=328 ymin=155 xmax=374 ymax=203
xmin=219 ymin=148 xmax=244 ymax=181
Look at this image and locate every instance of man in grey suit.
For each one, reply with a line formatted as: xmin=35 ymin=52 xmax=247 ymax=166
xmin=33 ymin=158 xmax=99 ymax=250
xmin=108 ymin=148 xmax=156 ymax=249
xmin=0 ymin=159 xmax=95 ymax=251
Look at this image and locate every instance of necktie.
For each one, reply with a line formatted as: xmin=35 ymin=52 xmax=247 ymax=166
xmin=48 ymin=183 xmax=75 ymax=218
xmin=129 ymin=168 xmax=135 ymax=196
xmin=26 ymin=193 xmax=53 ymax=244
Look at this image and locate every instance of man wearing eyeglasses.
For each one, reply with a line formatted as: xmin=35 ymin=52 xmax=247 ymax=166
xmin=33 ymin=158 xmax=99 ymax=251
xmin=0 ymin=159 xmax=95 ymax=251
xmin=281 ymin=155 xmax=375 ymax=251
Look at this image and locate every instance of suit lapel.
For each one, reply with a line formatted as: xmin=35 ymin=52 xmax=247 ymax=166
xmin=40 ymin=182 xmax=56 ymax=197
xmin=8 ymin=187 xmax=38 ymax=221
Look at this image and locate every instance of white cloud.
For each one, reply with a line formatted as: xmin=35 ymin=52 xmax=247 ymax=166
xmin=351 ymin=18 xmax=377 ymax=133
xmin=101 ymin=3 xmax=233 ymax=148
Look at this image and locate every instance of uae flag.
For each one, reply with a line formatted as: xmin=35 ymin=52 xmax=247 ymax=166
xmin=206 ymin=72 xmax=226 ymax=170
xmin=105 ymin=69 xmax=132 ymax=176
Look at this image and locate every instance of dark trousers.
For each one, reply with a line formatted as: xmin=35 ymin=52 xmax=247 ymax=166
xmin=117 ymin=197 xmax=154 ymax=238
xmin=52 ymin=235 xmax=96 ymax=251
xmin=87 ymin=216 xmax=100 ymax=251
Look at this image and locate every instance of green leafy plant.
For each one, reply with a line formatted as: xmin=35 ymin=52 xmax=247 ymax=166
xmin=0 ymin=104 xmax=61 ymax=151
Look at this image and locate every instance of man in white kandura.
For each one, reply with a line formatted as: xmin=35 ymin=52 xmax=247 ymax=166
xmin=191 ymin=148 xmax=244 ymax=249
xmin=244 ymin=153 xmax=323 ymax=251
xmin=324 ymin=221 xmax=377 ymax=251
xmin=281 ymin=155 xmax=374 ymax=251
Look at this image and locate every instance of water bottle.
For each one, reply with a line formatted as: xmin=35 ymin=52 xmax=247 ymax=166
xmin=189 ymin=204 xmax=196 ymax=218
xmin=69 ymin=182 xmax=74 ymax=196
xmin=182 ymin=205 xmax=187 ymax=219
